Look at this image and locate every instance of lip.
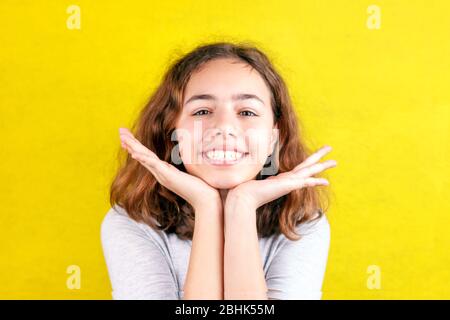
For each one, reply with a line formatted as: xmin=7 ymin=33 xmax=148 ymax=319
xmin=202 ymin=151 xmax=249 ymax=166
xmin=203 ymin=147 xmax=248 ymax=153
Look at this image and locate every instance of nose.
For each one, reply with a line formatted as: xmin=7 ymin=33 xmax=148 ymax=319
xmin=210 ymin=108 xmax=238 ymax=138
xmin=213 ymin=126 xmax=236 ymax=139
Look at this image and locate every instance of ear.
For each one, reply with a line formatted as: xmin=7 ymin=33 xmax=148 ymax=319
xmin=269 ymin=123 xmax=279 ymax=154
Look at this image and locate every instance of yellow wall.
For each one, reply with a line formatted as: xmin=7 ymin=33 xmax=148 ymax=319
xmin=0 ymin=0 xmax=449 ymax=299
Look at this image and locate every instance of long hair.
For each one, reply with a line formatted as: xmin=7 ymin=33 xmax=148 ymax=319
xmin=110 ymin=41 xmax=330 ymax=240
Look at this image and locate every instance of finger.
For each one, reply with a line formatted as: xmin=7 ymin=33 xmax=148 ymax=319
xmin=131 ymin=151 xmax=182 ymax=187
xmin=300 ymin=177 xmax=329 ymax=187
xmin=119 ymin=128 xmax=146 ymax=150
xmin=268 ymin=176 xmax=330 ymax=200
xmin=120 ymin=140 xmax=133 ymax=154
xmin=120 ymin=134 xmax=158 ymax=161
xmin=250 ymin=174 xmax=329 ymax=208
xmin=293 ymin=145 xmax=333 ymax=172
xmin=282 ymin=175 xmax=329 ymax=189
xmin=119 ymin=127 xmax=135 ymax=139
xmin=130 ymin=151 xmax=158 ymax=168
xmin=294 ymin=159 xmax=337 ymax=178
xmin=131 ymin=151 xmax=170 ymax=184
xmin=119 ymin=128 xmax=139 ymax=145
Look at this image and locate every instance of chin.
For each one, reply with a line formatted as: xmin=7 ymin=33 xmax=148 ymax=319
xmin=195 ymin=169 xmax=246 ymax=188
xmin=204 ymin=177 xmax=246 ymax=189
xmin=185 ymin=165 xmax=258 ymax=189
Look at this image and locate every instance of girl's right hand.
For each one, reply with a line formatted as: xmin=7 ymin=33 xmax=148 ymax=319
xmin=119 ymin=127 xmax=221 ymax=211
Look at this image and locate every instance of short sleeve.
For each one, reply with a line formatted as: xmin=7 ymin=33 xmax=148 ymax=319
xmin=265 ymin=214 xmax=331 ymax=300
xmin=100 ymin=206 xmax=179 ymax=299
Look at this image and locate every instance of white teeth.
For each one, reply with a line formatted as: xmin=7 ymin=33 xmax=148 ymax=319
xmin=205 ymin=150 xmax=243 ymax=161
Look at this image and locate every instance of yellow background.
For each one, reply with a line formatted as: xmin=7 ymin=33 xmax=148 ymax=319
xmin=1 ymin=0 xmax=449 ymax=299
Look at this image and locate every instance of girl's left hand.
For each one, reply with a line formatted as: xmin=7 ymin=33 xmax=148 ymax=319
xmin=226 ymin=145 xmax=337 ymax=210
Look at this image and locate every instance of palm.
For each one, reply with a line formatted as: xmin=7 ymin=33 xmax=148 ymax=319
xmin=228 ymin=146 xmax=337 ymax=209
xmin=119 ymin=128 xmax=220 ymax=208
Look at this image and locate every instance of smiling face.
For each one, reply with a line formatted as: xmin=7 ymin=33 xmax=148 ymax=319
xmin=174 ymin=58 xmax=278 ymax=189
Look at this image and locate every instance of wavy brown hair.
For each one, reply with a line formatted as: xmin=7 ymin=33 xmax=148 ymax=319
xmin=110 ymin=41 xmax=330 ymax=241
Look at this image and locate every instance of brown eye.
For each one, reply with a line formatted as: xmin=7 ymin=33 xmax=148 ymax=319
xmin=240 ymin=110 xmax=257 ymax=117
xmin=192 ymin=109 xmax=211 ymax=116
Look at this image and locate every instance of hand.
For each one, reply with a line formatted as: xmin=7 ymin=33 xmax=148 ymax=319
xmin=119 ymin=127 xmax=221 ymax=211
xmin=226 ymin=145 xmax=338 ymax=210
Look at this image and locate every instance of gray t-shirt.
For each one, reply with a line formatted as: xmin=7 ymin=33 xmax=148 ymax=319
xmin=101 ymin=204 xmax=330 ymax=300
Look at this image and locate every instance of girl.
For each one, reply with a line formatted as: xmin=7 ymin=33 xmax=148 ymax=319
xmin=101 ymin=42 xmax=337 ymax=300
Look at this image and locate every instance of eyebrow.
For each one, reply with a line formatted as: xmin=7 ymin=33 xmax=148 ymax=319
xmin=184 ymin=93 xmax=265 ymax=106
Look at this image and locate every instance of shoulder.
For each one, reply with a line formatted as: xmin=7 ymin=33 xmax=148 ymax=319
xmin=261 ymin=211 xmax=331 ymax=262
xmin=295 ymin=211 xmax=330 ymax=239
xmin=263 ymin=212 xmax=331 ymax=299
xmin=100 ymin=204 xmax=167 ymax=249
xmin=274 ymin=211 xmax=331 ymax=252
xmin=101 ymin=205 xmax=140 ymax=238
xmin=100 ymin=205 xmax=180 ymax=299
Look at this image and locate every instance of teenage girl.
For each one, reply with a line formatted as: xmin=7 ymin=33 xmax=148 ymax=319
xmin=101 ymin=42 xmax=338 ymax=300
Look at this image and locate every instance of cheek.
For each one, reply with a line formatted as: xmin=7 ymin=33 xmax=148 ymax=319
xmin=174 ymin=124 xmax=201 ymax=165
xmin=178 ymin=139 xmax=202 ymax=165
xmin=177 ymin=139 xmax=189 ymax=160
xmin=246 ymin=131 xmax=274 ymax=165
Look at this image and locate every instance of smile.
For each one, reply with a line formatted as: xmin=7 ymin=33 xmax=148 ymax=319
xmin=202 ymin=150 xmax=249 ymax=166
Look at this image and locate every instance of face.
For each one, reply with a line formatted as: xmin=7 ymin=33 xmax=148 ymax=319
xmin=174 ymin=58 xmax=278 ymax=189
